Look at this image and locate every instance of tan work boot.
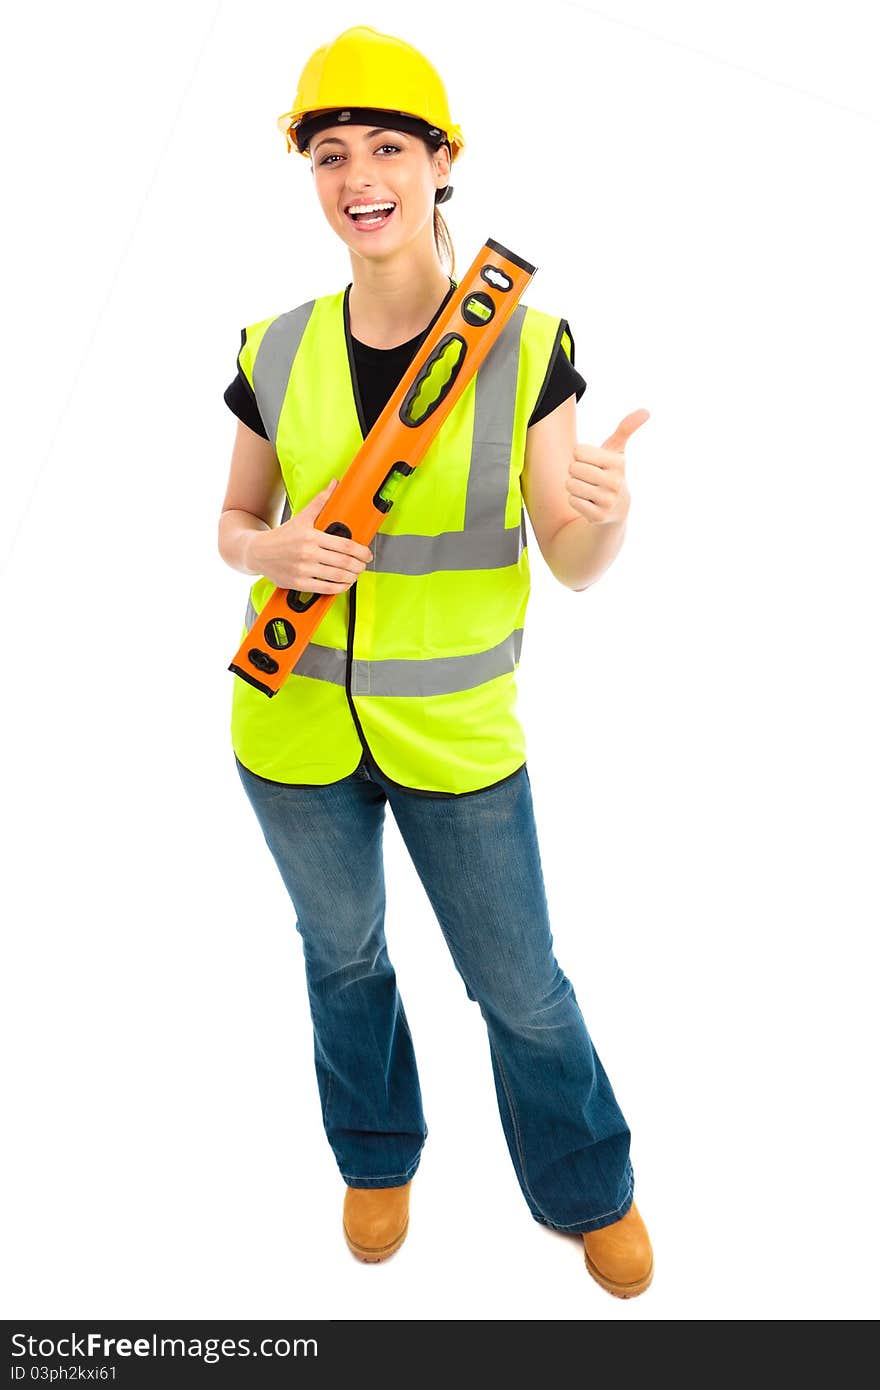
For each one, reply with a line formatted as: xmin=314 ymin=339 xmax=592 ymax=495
xmin=342 ymin=1179 xmax=412 ymax=1262
xmin=582 ymin=1201 xmax=653 ymax=1298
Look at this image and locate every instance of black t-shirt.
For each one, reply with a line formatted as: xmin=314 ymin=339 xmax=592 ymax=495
xmin=224 ymin=309 xmax=587 ymax=440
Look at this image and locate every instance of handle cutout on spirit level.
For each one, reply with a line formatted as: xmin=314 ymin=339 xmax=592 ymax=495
xmin=248 ymin=648 xmax=279 ymax=675
xmin=399 ymin=333 xmax=466 ymax=428
xmin=480 ymin=265 xmax=512 ymax=292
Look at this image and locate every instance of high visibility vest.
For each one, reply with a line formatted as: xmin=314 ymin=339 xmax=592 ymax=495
xmin=230 ymin=282 xmax=573 ymax=796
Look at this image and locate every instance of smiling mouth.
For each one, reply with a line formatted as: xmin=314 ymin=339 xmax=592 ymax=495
xmin=344 ymin=202 xmax=397 ymax=228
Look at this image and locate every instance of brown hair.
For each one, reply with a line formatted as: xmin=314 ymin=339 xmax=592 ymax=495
xmin=433 ymin=204 xmax=455 ymax=280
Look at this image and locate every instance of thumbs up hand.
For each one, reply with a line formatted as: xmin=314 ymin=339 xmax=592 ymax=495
xmin=566 ymin=408 xmax=650 ymax=524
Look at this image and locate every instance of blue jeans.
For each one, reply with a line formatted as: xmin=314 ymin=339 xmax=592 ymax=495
xmin=234 ymin=751 xmax=634 ymax=1234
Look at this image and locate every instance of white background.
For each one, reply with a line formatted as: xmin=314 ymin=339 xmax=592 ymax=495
xmin=2 ymin=0 xmax=878 ymax=1322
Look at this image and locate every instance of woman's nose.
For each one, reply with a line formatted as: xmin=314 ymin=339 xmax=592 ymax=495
xmin=345 ymin=152 xmax=375 ymax=189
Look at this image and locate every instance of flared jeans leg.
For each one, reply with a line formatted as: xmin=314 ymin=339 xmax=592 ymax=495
xmin=380 ymin=762 xmax=634 ymax=1234
xmin=235 ymin=755 xmax=428 ymax=1189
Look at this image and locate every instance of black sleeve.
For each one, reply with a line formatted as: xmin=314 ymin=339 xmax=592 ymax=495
xmin=223 ymin=329 xmax=269 ymax=439
xmin=528 ymin=319 xmax=587 ymax=427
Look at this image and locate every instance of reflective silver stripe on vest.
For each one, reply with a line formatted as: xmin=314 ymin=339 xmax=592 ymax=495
xmin=350 ymin=627 xmax=523 ymax=697
xmin=252 ymin=301 xmax=315 ymax=445
xmin=467 ymin=304 xmax=525 ymax=529
xmin=371 ymin=526 xmax=519 ymax=574
xmin=243 ymin=589 xmax=523 ymax=694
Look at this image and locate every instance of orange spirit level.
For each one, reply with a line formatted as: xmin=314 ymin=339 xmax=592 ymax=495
xmin=229 ymin=237 xmax=537 ymax=696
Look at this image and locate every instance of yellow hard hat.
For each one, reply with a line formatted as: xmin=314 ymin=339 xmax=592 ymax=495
xmin=276 ymin=25 xmax=464 ymax=202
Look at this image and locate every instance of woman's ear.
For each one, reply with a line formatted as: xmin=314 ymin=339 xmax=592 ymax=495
xmin=434 ymin=145 xmax=451 ymax=190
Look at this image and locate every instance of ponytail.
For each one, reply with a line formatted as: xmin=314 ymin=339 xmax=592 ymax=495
xmin=433 ymin=204 xmax=455 ymax=280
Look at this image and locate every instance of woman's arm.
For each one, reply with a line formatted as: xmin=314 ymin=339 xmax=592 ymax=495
xmin=218 ymin=420 xmax=288 ymax=576
xmin=521 ymin=395 xmax=630 ymax=591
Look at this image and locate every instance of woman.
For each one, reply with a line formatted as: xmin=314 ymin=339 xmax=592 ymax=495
xmin=218 ymin=24 xmax=653 ymax=1298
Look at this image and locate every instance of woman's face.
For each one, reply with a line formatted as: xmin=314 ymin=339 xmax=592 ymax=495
xmin=309 ymin=124 xmax=449 ymax=257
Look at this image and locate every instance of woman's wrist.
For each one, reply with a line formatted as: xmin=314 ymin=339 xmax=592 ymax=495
xmin=219 ymin=510 xmax=270 ymax=576
xmin=242 ymin=523 xmax=269 ymax=574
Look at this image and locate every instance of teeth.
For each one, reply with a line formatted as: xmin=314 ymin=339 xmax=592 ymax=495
xmin=347 ymin=202 xmax=395 ymax=215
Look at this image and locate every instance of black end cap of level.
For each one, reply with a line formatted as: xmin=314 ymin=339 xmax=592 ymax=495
xmin=229 ymin=664 xmax=276 ymax=697
xmin=485 ymin=238 xmax=537 ymax=275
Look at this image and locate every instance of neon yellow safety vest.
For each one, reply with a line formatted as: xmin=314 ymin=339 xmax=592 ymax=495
xmin=230 ymin=281 xmax=574 ymax=797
